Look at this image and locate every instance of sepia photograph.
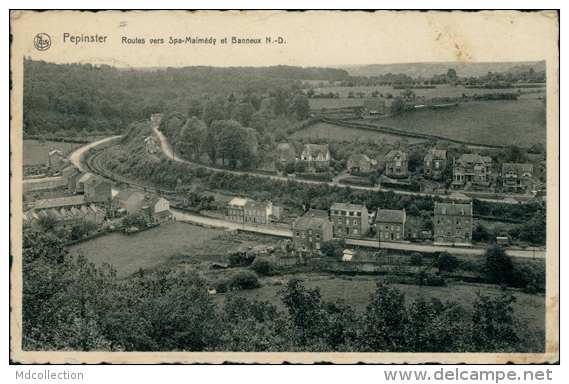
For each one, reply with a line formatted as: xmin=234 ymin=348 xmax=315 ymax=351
xmin=9 ymin=10 xmax=559 ymax=365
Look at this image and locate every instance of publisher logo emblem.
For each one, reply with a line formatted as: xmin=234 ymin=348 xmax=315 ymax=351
xmin=34 ymin=33 xmax=51 ymax=51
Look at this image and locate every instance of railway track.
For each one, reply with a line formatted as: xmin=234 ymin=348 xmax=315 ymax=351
xmin=84 ymin=147 xmax=175 ymax=195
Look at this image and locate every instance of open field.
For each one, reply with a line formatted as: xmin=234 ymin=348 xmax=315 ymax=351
xmin=69 ymin=221 xmax=224 ymax=277
xmin=366 ymin=100 xmax=546 ymax=147
xmin=23 ymin=140 xmax=83 ymax=166
xmin=212 ymin=274 xmax=544 ymax=343
xmin=294 ymin=122 xmax=426 ymax=144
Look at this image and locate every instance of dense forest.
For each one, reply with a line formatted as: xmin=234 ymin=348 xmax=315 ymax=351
xmin=23 ymin=59 xmax=343 ymax=137
xmin=23 ymin=231 xmax=543 ymax=352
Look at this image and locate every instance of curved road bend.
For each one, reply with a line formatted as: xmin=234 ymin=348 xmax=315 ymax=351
xmin=68 ymin=135 xmax=122 ymax=172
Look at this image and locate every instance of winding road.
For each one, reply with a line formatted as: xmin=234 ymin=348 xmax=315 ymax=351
xmin=70 ymin=130 xmax=546 ymax=259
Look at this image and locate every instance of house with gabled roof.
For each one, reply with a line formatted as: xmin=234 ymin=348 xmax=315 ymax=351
xmin=84 ymin=176 xmax=112 ymax=205
xmin=276 ymin=142 xmax=296 ymax=165
xmin=423 ymin=149 xmax=447 ymax=179
xmin=347 ymin=154 xmax=377 ymax=174
xmin=363 ymin=98 xmax=387 ymax=116
xmin=299 ymin=144 xmax=330 ymax=172
xmin=452 ymin=153 xmax=493 ymax=189
xmin=501 ymin=163 xmax=534 ymax=191
xmin=374 ymin=208 xmax=406 ymax=242
xmin=34 ymin=195 xmax=86 ymax=210
xmin=384 ymin=150 xmax=408 ymax=176
xmin=227 ymin=197 xmax=281 ymax=225
xmin=141 ymin=195 xmax=171 ymax=223
xmin=292 ymin=215 xmax=333 ymax=253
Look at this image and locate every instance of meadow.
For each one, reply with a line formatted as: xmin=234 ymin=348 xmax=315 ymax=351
xmin=294 ymin=122 xmax=425 ymax=144
xmin=23 ymin=140 xmax=83 ymax=166
xmin=212 ymin=274 xmax=545 ymax=350
xmin=367 ymin=99 xmax=546 ymax=147
xmin=69 ymin=221 xmax=224 ymax=277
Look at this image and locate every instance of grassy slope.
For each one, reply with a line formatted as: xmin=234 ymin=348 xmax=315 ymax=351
xmin=294 ymin=122 xmax=426 ymax=144
xmin=373 ymin=100 xmax=546 ymax=147
xmin=70 ymin=221 xmax=224 ymax=277
xmin=23 ymin=140 xmax=83 ymax=166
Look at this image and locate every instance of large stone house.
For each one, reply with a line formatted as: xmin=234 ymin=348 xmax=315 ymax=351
xmin=502 ymin=163 xmax=534 ymax=191
xmin=141 ymin=195 xmax=172 ymax=223
xmin=292 ymin=214 xmax=333 ymax=253
xmin=330 ymin=203 xmax=370 ymax=237
xmin=374 ymin=208 xmax=406 ymax=242
xmin=362 ymin=98 xmax=387 ymax=116
xmin=384 ymin=150 xmax=408 ymax=176
xmin=347 ymin=154 xmax=377 ymax=174
xmin=227 ymin=197 xmax=281 ymax=225
xmin=452 ymin=153 xmax=493 ymax=189
xmin=433 ymin=202 xmax=473 ymax=244
xmin=112 ymin=190 xmax=146 ymax=215
xmin=423 ymin=149 xmax=447 ymax=179
xmin=84 ymin=177 xmax=113 ymax=206
xmin=298 ymin=144 xmax=330 ymax=171
xmin=276 ymin=142 xmax=296 ymax=165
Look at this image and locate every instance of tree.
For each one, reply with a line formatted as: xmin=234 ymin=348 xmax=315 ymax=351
xmin=390 ymin=97 xmax=408 ymax=114
xmin=230 ymin=270 xmax=261 ymax=290
xmin=407 ymin=149 xmax=424 ymax=172
xmin=70 ymin=221 xmax=98 ymax=240
xmin=178 ymin=117 xmax=207 ymax=159
xmin=251 ymin=257 xmax=275 ymax=276
xmin=288 ymin=94 xmax=310 ymax=119
xmin=214 ymin=120 xmax=257 ymax=169
xmin=230 ymin=103 xmax=256 ymax=127
xmin=435 ymin=251 xmax=460 ymax=273
xmin=362 ymin=284 xmax=407 ymax=351
xmin=482 ymin=246 xmax=514 ymax=285
xmin=471 ymin=292 xmax=518 ymax=351
xmin=401 ymin=88 xmax=416 ymax=99
xmin=410 ymin=252 xmax=423 ymax=266
xmin=472 ymin=223 xmax=491 ymax=243
xmin=320 ymin=239 xmax=345 ymax=259
xmin=38 ymin=214 xmax=57 ymax=232
xmin=122 ymin=213 xmax=148 ymax=229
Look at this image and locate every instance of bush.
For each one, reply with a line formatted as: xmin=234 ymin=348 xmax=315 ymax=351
xmin=230 ymin=270 xmax=261 ymax=290
xmin=410 ymin=252 xmax=423 ymax=266
xmin=435 ymin=252 xmax=460 ymax=272
xmin=251 ymin=257 xmax=275 ymax=276
xmin=214 ymin=279 xmax=230 ymax=293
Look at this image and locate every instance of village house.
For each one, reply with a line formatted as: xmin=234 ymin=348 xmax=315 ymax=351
xmin=433 ymin=202 xmax=473 ymax=244
xmin=298 ymin=144 xmax=330 ymax=172
xmin=24 ymin=203 xmax=106 ymax=230
xmin=374 ymin=208 xmax=406 ymax=242
xmin=112 ymin=190 xmax=146 ymax=215
xmin=423 ymin=149 xmax=447 ymax=179
xmin=452 ymin=153 xmax=493 ymax=189
xmin=84 ymin=177 xmax=113 ymax=206
xmin=150 ymin=113 xmax=163 ymax=125
xmin=384 ymin=150 xmax=408 ymax=176
xmin=501 ymin=163 xmax=534 ymax=191
xmin=292 ymin=214 xmax=333 ymax=253
xmin=275 ymin=142 xmax=296 ymax=165
xmin=404 ymin=216 xmax=430 ymax=240
xmin=330 ymin=203 xmax=370 ymax=237
xmin=347 ymin=154 xmax=377 ymax=174
xmin=362 ymin=98 xmax=387 ymax=116
xmin=227 ymin=197 xmax=281 ymax=225
xmin=141 ymin=195 xmax=172 ymax=223
xmin=76 ymin=172 xmax=95 ymax=194
xmin=48 ymin=149 xmax=67 ymax=173
xmin=144 ymin=134 xmax=159 ymax=154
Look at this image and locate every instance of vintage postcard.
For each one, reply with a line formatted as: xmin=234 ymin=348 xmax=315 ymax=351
xmin=10 ymin=10 xmax=559 ymax=364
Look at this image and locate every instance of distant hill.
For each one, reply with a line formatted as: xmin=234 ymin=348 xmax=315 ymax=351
xmin=336 ymin=61 xmax=546 ymax=78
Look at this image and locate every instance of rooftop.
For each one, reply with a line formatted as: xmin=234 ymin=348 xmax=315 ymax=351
xmin=375 ymin=208 xmax=406 ymax=223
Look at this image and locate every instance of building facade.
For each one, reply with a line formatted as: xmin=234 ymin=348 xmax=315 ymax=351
xmin=347 ymin=154 xmax=376 ymax=173
xmin=292 ymin=215 xmax=333 ymax=252
xmin=375 ymin=209 xmax=406 ymax=242
xmin=423 ymin=149 xmax=447 ymax=179
xmin=502 ymin=163 xmax=534 ymax=191
xmin=330 ymin=203 xmax=369 ymax=237
xmin=299 ymin=144 xmax=330 ymax=171
xmin=433 ymin=202 xmax=473 ymax=244
xmin=227 ymin=197 xmax=279 ymax=225
xmin=276 ymin=142 xmax=296 ymax=165
xmin=452 ymin=154 xmax=493 ymax=189
xmin=362 ymin=98 xmax=387 ymax=116
xmin=384 ymin=150 xmax=408 ymax=176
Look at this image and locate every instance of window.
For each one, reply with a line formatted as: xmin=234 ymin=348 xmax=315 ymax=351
xmin=391 ymin=225 xmax=394 ymax=230
xmin=353 ymin=229 xmax=358 ymax=235
xmin=309 ymin=236 xmax=312 ymax=242
xmin=357 ymin=212 xmax=361 ymax=217
xmin=396 ymin=225 xmax=400 ymax=231
xmin=456 ymin=219 xmax=460 ymax=225
xmin=396 ymin=233 xmax=400 ymax=239
xmin=302 ymin=233 xmax=306 ymax=238
xmin=353 ymin=220 xmax=357 ymax=225
xmin=316 ymin=234 xmax=320 ymax=239
xmin=309 ymin=229 xmax=312 ymax=235
xmin=385 ymin=225 xmax=388 ymax=230
xmin=316 ymin=242 xmax=320 ymax=249
xmin=349 ymin=211 xmax=353 ymax=216
xmin=296 ymin=231 xmax=300 ymax=237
